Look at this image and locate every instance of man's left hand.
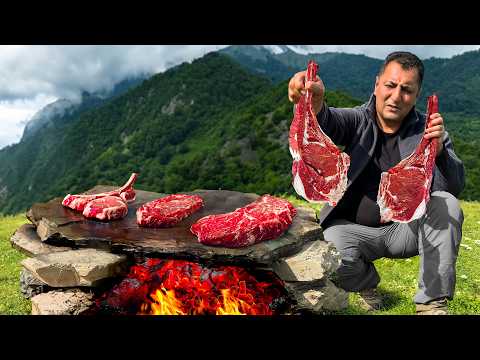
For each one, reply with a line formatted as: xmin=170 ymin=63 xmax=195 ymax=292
xmin=424 ymin=113 xmax=445 ymax=156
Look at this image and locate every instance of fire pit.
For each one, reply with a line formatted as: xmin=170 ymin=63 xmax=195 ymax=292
xmin=88 ymin=258 xmax=289 ymax=315
xmin=11 ymin=187 xmax=348 ymax=315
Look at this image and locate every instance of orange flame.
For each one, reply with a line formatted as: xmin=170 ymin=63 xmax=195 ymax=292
xmin=216 ymin=289 xmax=247 ymax=315
xmin=142 ymin=288 xmax=251 ymax=315
xmin=148 ymin=287 xmax=186 ymax=315
xmin=127 ymin=260 xmax=282 ymax=315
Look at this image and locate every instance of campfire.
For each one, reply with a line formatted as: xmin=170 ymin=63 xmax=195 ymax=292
xmin=90 ymin=259 xmax=288 ymax=315
xmin=16 ymin=188 xmax=348 ymax=315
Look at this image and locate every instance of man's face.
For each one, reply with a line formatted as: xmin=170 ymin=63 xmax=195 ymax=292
xmin=374 ymin=61 xmax=420 ymax=125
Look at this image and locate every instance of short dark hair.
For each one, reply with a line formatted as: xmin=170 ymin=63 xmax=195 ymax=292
xmin=378 ymin=51 xmax=424 ymax=88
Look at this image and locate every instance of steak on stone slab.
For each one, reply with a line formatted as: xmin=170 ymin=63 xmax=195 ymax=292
xmin=289 ymin=60 xmax=350 ymax=206
xmin=377 ymin=95 xmax=439 ymax=223
xmin=190 ymin=195 xmax=296 ymax=248
xmin=62 ymin=173 xmax=137 ymax=212
xmin=83 ymin=195 xmax=129 ymax=221
xmin=136 ymin=194 xmax=204 ymax=227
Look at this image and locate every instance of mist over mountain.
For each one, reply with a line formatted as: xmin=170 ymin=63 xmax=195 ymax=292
xmin=20 ymin=75 xmax=150 ymax=141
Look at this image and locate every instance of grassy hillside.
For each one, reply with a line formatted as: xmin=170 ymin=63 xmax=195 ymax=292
xmin=0 ymin=53 xmax=271 ymax=214
xmin=157 ymin=81 xmax=362 ymax=196
xmin=2 ymin=199 xmax=479 ymax=315
xmin=0 ymin=54 xmax=361 ymax=215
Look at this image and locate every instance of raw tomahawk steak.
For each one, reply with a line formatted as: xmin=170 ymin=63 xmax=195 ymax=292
xmin=62 ymin=173 xmax=138 ymax=212
xmin=190 ymin=195 xmax=296 ymax=248
xmin=136 ymin=194 xmax=204 ymax=227
xmin=377 ymin=95 xmax=439 ymax=223
xmin=289 ymin=60 xmax=350 ymax=206
xmin=83 ymin=196 xmax=128 ymax=221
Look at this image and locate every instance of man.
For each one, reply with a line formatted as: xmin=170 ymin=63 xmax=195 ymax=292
xmin=287 ymin=51 xmax=465 ymax=315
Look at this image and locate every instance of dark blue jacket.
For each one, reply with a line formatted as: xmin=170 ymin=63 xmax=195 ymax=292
xmin=316 ymin=94 xmax=466 ymax=227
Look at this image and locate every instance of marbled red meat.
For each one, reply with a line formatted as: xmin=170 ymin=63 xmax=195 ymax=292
xmin=377 ymin=95 xmax=439 ymax=223
xmin=62 ymin=173 xmax=137 ymax=212
xmin=82 ymin=195 xmax=128 ymax=221
xmin=190 ymin=195 xmax=296 ymax=248
xmin=289 ymin=60 xmax=350 ymax=206
xmin=136 ymin=194 xmax=204 ymax=227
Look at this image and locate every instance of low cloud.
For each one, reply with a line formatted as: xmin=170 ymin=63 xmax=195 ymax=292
xmin=0 ymin=94 xmax=57 ymax=148
xmin=0 ymin=45 xmax=226 ymax=149
xmin=0 ymin=45 xmax=227 ymax=101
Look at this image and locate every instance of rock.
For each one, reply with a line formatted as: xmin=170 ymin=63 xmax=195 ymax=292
xmin=286 ymin=218 xmax=324 ymax=243
xmin=295 ymin=206 xmax=317 ymax=223
xmin=31 ymin=289 xmax=94 ymax=315
xmin=36 ymin=217 xmax=60 ymax=242
xmin=10 ymin=224 xmax=70 ymax=257
xmin=20 ymin=268 xmax=53 ymax=299
xmin=271 ymin=240 xmax=341 ymax=282
xmin=285 ymin=279 xmax=349 ymax=313
xmin=21 ymin=248 xmax=129 ymax=287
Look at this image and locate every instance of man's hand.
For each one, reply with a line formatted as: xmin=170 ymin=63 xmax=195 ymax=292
xmin=288 ymin=70 xmax=325 ymax=114
xmin=424 ymin=113 xmax=445 ymax=156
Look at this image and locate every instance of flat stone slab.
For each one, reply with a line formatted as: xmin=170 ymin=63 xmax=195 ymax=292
xmin=10 ymin=224 xmax=71 ymax=257
xmin=26 ymin=188 xmax=323 ymax=265
xmin=31 ymin=289 xmax=94 ymax=315
xmin=21 ymin=248 xmax=129 ymax=287
xmin=271 ymin=240 xmax=341 ymax=282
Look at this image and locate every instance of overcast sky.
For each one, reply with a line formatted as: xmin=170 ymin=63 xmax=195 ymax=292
xmin=1 ymin=45 xmax=479 ymax=149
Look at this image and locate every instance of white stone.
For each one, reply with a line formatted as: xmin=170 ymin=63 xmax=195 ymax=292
xmin=21 ymin=248 xmax=128 ymax=287
xmin=271 ymin=240 xmax=340 ymax=282
xmin=31 ymin=289 xmax=94 ymax=315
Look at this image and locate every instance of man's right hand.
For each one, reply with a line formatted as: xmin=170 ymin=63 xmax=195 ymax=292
xmin=288 ymin=70 xmax=325 ymax=114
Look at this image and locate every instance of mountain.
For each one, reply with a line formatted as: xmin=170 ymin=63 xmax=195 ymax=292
xmin=0 ymin=53 xmax=270 ymax=213
xmin=221 ymin=46 xmax=480 ymax=200
xmin=218 ymin=45 xmax=297 ymax=83
xmin=220 ymin=46 xmax=480 ymax=115
xmin=20 ymin=75 xmax=149 ymax=141
xmin=0 ymin=52 xmax=360 ymax=215
xmin=0 ymin=74 xmax=149 ymax=213
xmin=0 ymin=50 xmax=478 ymax=215
xmin=22 ymin=98 xmax=77 ymax=139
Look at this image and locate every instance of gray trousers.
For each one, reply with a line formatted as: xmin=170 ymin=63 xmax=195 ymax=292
xmin=323 ymin=191 xmax=464 ymax=304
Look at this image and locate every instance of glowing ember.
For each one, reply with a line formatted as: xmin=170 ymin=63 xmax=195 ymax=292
xmin=91 ymin=259 xmax=287 ymax=315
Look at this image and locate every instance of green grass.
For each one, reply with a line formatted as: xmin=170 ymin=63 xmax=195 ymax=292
xmin=1 ymin=200 xmax=479 ymax=315
xmin=0 ymin=214 xmax=31 ymax=315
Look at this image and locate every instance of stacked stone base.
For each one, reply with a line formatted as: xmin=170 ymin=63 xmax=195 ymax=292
xmin=12 ymin=224 xmax=129 ymax=315
xmin=11 ymin=218 xmax=348 ymax=315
